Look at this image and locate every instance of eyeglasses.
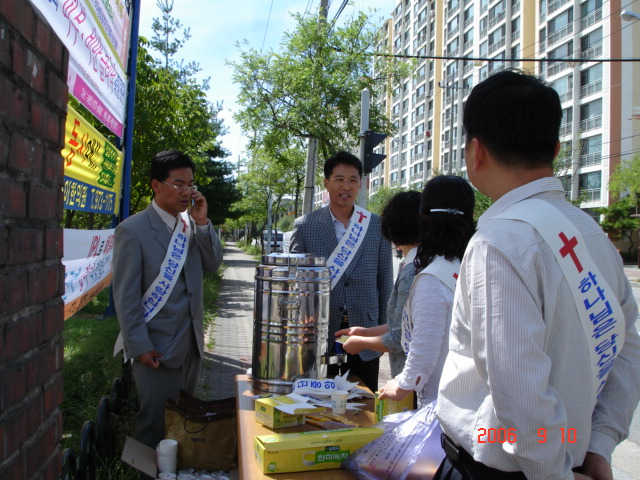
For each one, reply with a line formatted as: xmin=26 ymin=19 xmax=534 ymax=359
xmin=329 ymin=177 xmax=360 ymax=187
xmin=162 ymin=181 xmax=198 ymax=192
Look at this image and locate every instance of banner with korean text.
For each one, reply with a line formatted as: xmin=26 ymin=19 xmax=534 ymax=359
xmin=29 ymin=0 xmax=129 ymax=136
xmin=62 ymin=105 xmax=124 ymax=214
xmin=62 ymin=228 xmax=115 ymax=320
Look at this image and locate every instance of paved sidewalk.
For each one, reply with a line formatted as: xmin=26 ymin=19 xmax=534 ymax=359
xmin=197 ymin=242 xmax=392 ymax=400
xmin=198 ymin=243 xmax=640 ymax=478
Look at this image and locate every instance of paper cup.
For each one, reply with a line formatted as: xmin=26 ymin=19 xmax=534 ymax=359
xmin=156 ymin=438 xmax=178 ymax=474
xmin=331 ymin=390 xmax=349 ymax=414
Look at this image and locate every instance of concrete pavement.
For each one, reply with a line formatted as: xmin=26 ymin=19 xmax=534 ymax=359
xmin=199 ymin=242 xmax=640 ymax=478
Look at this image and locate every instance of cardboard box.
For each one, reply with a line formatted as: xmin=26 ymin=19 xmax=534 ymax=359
xmin=374 ymin=391 xmax=415 ymax=421
xmin=121 ymin=436 xmax=158 ymax=478
xmin=254 ymin=395 xmax=323 ymax=429
xmin=254 ymin=427 xmax=384 ymax=473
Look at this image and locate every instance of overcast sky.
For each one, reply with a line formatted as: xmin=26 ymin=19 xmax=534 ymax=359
xmin=137 ymin=0 xmax=397 ymax=164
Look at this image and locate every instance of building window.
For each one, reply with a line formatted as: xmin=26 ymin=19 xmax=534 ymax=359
xmin=578 ymin=171 xmax=601 ymax=202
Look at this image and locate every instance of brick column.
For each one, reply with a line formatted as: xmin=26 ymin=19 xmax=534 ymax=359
xmin=0 ymin=2 xmax=68 ymax=479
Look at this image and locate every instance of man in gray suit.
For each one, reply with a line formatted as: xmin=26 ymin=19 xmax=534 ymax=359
xmin=290 ymin=151 xmax=393 ymax=392
xmin=112 ymin=150 xmax=223 ymax=448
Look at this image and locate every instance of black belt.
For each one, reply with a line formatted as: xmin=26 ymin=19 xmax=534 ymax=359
xmin=441 ymin=434 xmax=527 ymax=480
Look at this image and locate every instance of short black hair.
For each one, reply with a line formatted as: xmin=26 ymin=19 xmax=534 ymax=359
xmin=380 ymin=191 xmax=421 ymax=246
xmin=415 ymin=175 xmax=475 ymax=270
xmin=463 ymin=70 xmax=561 ymax=168
xmin=149 ymin=150 xmax=196 ymax=182
xmin=323 ymin=151 xmax=363 ymax=179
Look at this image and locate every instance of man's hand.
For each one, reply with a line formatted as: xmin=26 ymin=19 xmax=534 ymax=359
xmin=579 ymin=452 xmax=612 ymax=480
xmin=138 ymin=350 xmax=163 ymax=369
xmin=342 ymin=336 xmax=366 ymax=355
xmin=335 ymin=326 xmax=368 ymax=337
xmin=189 ymin=190 xmax=209 ymax=226
xmin=378 ymin=378 xmax=412 ymax=401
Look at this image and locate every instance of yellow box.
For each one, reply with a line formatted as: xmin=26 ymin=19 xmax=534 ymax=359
xmin=255 ymin=395 xmax=322 ymax=429
xmin=374 ymin=391 xmax=415 ymax=421
xmin=254 ymin=427 xmax=384 ymax=473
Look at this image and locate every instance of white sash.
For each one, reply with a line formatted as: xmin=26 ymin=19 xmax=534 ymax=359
xmin=401 ymin=256 xmax=460 ymax=355
xmin=326 ymin=206 xmax=372 ymax=290
xmin=495 ymin=198 xmax=625 ymax=397
xmin=113 ymin=211 xmax=192 ymax=359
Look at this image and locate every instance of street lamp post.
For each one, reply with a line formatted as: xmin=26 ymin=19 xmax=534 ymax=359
xmin=621 ymin=10 xmax=640 ymax=21
xmin=632 ymin=213 xmax=640 ymax=269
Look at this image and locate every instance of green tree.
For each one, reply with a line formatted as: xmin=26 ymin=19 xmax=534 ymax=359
xmin=230 ymin=9 xmax=411 ymax=164
xmin=609 ymin=154 xmax=640 ymax=206
xmin=367 ymin=186 xmax=407 ymax=215
xmin=597 ymin=198 xmax=640 ymax=254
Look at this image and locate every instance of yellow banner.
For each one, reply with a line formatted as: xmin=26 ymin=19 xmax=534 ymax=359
xmin=62 ymin=106 xmax=124 ymax=214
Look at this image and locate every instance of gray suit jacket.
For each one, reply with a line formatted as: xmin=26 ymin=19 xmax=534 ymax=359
xmin=112 ymin=205 xmax=223 ymax=368
xmin=290 ymin=206 xmax=393 ymax=361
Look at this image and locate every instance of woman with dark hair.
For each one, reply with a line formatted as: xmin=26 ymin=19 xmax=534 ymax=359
xmin=336 ymin=191 xmax=421 ymax=377
xmin=378 ymin=175 xmax=475 ymax=407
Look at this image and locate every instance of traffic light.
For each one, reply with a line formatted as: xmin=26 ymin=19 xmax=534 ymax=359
xmin=363 ymin=130 xmax=386 ymax=174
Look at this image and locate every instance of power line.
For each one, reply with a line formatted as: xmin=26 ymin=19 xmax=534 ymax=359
xmin=261 ymin=0 xmax=274 ymax=52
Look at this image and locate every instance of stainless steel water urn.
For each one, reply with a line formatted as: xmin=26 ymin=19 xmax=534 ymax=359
xmin=252 ymin=253 xmax=330 ymax=393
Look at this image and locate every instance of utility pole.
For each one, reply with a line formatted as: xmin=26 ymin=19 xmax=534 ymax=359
xmin=301 ymin=0 xmax=329 ymax=215
xmin=357 ymin=88 xmax=370 ymax=207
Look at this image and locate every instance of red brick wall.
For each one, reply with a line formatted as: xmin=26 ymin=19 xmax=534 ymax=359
xmin=0 ymin=1 xmax=68 ymax=479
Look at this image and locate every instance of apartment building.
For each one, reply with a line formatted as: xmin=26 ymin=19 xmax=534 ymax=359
xmin=369 ymin=0 xmax=640 ymax=218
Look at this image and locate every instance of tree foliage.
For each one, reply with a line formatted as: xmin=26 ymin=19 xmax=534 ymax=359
xmin=597 ymin=198 xmax=640 ymax=253
xmin=230 ymin=9 xmax=410 ymax=162
xmin=609 ymin=154 xmax=640 ymax=206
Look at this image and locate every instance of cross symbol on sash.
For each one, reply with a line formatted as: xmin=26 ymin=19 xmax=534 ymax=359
xmin=357 ymin=211 xmax=368 ymax=223
xmin=558 ymin=232 xmax=583 ymax=273
xmin=180 ymin=217 xmax=189 ymax=233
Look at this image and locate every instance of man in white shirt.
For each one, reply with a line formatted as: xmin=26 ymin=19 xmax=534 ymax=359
xmin=434 ymin=71 xmax=640 ymax=480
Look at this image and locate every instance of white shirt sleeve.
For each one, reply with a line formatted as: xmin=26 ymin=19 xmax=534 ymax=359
xmin=396 ymin=274 xmax=452 ymax=392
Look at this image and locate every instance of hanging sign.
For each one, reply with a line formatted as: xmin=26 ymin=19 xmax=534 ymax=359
xmin=62 ymin=228 xmax=115 ymax=320
xmin=29 ymin=0 xmax=128 ymax=136
xmin=62 ymin=105 xmax=124 ymax=214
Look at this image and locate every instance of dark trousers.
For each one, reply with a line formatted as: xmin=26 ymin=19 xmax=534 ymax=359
xmin=327 ymin=354 xmax=380 ymax=392
xmin=434 ymin=434 xmax=527 ymax=480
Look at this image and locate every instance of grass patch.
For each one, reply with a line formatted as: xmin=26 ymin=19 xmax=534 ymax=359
xmin=236 ymin=239 xmax=262 ymax=258
xmin=62 ymin=267 xmax=224 ymax=475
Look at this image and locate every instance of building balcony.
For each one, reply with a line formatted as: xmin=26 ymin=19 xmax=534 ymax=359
xmin=581 ymin=42 xmax=603 ymax=60
xmin=579 ymin=153 xmax=602 ymax=167
xmin=547 ymin=61 xmax=570 ymax=77
xmin=488 ymin=13 xmax=505 ymax=30
xmin=579 ymin=188 xmax=601 ymax=203
xmin=581 ymin=8 xmax=602 ymax=30
xmin=580 ymin=79 xmax=602 ymax=99
xmin=558 ymin=88 xmax=573 ymax=103
xmin=580 ymin=115 xmax=602 ymax=132
xmin=559 ymin=122 xmax=572 ymax=137
xmin=488 ymin=38 xmax=506 ymax=55
xmin=410 ymin=171 xmax=424 ymax=182
xmin=548 ymin=0 xmax=571 ymax=15
xmin=547 ymin=23 xmax=573 ymax=48
xmin=464 ymin=16 xmax=474 ymax=29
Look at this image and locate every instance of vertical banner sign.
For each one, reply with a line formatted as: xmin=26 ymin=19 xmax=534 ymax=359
xmin=62 ymin=105 xmax=124 ymax=214
xmin=29 ymin=0 xmax=128 ymax=136
xmin=62 ymin=229 xmax=115 ymax=320
xmin=86 ymin=0 xmax=131 ymax=68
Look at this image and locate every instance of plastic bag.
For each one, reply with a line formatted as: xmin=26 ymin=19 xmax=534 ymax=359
xmin=343 ymin=400 xmax=444 ymax=480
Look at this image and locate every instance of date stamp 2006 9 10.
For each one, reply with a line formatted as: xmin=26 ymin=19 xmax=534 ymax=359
xmin=477 ymin=427 xmax=578 ymax=444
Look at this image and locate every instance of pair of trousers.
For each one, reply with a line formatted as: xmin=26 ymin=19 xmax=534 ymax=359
xmin=327 ymin=354 xmax=380 ymax=392
xmin=433 ymin=434 xmax=527 ymax=480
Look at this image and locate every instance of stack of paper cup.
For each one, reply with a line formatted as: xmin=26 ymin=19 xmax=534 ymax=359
xmin=156 ymin=439 xmax=178 ymax=474
xmin=331 ymin=390 xmax=349 ymax=414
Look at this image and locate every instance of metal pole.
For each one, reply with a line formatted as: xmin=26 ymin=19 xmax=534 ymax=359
xmin=119 ymin=0 xmax=141 ymax=222
xmin=302 ymin=138 xmax=318 ymax=214
xmin=105 ymin=0 xmax=140 ymax=319
xmin=301 ymin=0 xmax=329 ymax=215
xmin=357 ymin=88 xmax=370 ymax=207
